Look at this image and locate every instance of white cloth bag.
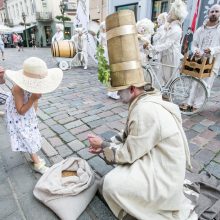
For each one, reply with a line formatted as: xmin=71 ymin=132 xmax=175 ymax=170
xmin=33 ymin=157 xmax=99 ymax=220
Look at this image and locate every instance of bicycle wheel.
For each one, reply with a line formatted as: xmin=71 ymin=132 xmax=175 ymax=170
xmin=142 ymin=66 xmax=153 ymax=85
xmin=169 ymin=75 xmax=208 ymax=115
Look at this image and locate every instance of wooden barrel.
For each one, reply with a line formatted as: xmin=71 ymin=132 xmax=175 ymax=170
xmin=51 ymin=41 xmax=76 ymax=58
xmin=106 ymin=10 xmax=145 ymax=88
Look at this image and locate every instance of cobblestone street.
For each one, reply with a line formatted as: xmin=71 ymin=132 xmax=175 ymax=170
xmin=0 ymin=48 xmax=220 ymax=220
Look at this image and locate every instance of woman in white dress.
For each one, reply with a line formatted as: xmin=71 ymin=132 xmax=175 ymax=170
xmin=153 ymin=12 xmax=168 ymax=47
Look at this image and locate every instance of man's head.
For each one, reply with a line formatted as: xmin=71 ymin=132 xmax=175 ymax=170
xmin=56 ymin=24 xmax=64 ymax=32
xmin=118 ymin=86 xmax=145 ymax=104
xmin=187 ymin=27 xmax=192 ymax=33
xmin=208 ymin=4 xmax=220 ymax=23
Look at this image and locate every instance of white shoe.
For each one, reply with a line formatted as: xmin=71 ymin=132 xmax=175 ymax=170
xmin=33 ymin=161 xmax=49 ymax=174
xmin=0 ymin=111 xmax=4 ymax=116
xmin=107 ymin=92 xmax=120 ymax=100
xmin=31 ymin=157 xmax=46 ymax=165
xmin=84 ymin=66 xmax=87 ymax=70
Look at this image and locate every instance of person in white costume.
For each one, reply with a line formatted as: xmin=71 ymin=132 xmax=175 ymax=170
xmin=151 ymin=12 xmax=168 ymax=86
xmin=52 ymin=24 xmax=64 ymax=43
xmin=153 ymin=12 xmax=168 ymax=46
xmin=181 ymin=4 xmax=220 ymax=112
xmin=145 ymin=0 xmax=187 ymax=86
xmin=71 ymin=27 xmax=88 ymax=70
xmin=99 ymin=21 xmax=120 ymax=100
xmin=136 ymin=18 xmax=155 ymax=65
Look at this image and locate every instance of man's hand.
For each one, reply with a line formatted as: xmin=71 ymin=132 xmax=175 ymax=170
xmin=88 ymin=134 xmax=103 ymax=148
xmin=204 ymin=48 xmax=211 ymax=54
xmin=195 ymin=50 xmax=202 ymax=57
xmin=143 ymin=42 xmax=149 ymax=49
xmin=88 ymin=134 xmax=104 ymax=155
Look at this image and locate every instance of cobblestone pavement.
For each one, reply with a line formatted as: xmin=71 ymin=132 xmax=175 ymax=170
xmin=0 ymin=48 xmax=220 ymax=220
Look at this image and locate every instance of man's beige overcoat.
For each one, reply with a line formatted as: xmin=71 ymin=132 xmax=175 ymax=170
xmin=102 ymin=93 xmax=191 ymax=220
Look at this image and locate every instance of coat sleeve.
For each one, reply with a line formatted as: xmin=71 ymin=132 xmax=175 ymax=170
xmin=210 ymin=43 xmax=220 ymax=55
xmin=151 ymin=30 xmax=181 ymax=52
xmin=103 ymin=106 xmax=161 ymax=164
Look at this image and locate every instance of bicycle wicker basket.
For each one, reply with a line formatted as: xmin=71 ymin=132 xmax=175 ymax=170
xmin=181 ymin=53 xmax=215 ymax=79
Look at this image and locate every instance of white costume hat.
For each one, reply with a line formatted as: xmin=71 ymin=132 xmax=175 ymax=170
xmin=136 ymin=18 xmax=155 ymax=35
xmin=169 ymin=0 xmax=188 ymax=22
xmin=6 ymin=57 xmax=63 ymax=94
xmin=157 ymin=12 xmax=168 ymax=24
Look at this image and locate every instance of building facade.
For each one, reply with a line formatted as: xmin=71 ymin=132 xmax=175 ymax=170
xmin=0 ymin=0 xmax=77 ymax=47
xmin=108 ymin=0 xmax=177 ymax=21
xmin=89 ymin=0 xmax=108 ymax=22
xmin=0 ymin=0 xmax=215 ymax=47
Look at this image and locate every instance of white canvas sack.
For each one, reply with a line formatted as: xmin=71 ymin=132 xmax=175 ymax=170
xmin=33 ymin=157 xmax=99 ymax=220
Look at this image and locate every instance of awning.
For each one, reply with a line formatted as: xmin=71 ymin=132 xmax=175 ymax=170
xmin=26 ymin=24 xmax=37 ymax=30
xmin=11 ymin=24 xmax=36 ymax=33
xmin=11 ymin=25 xmax=25 ymax=33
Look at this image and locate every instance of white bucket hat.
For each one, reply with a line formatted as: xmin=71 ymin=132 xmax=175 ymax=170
xmin=6 ymin=57 xmax=63 ymax=94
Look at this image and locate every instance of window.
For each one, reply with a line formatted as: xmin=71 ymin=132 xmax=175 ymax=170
xmin=24 ymin=0 xmax=28 ymax=15
xmin=44 ymin=26 xmax=52 ymax=45
xmin=64 ymin=27 xmax=71 ymax=39
xmin=161 ymin=2 xmax=168 ymax=12
xmin=16 ymin=4 xmax=19 ymax=18
xmin=31 ymin=0 xmax=35 ymax=14
xmin=20 ymin=2 xmax=23 ymax=14
xmin=7 ymin=6 xmax=11 ymax=19
xmin=115 ymin=3 xmax=138 ymax=21
xmin=152 ymin=0 xmax=169 ymax=21
xmin=12 ymin=5 xmax=16 ymax=19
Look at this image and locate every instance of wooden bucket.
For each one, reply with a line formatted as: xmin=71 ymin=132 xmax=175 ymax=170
xmin=106 ymin=10 xmax=145 ymax=88
xmin=51 ymin=41 xmax=76 ymax=58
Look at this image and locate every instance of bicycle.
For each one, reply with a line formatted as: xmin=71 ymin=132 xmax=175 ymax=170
xmin=142 ymin=58 xmax=208 ymax=115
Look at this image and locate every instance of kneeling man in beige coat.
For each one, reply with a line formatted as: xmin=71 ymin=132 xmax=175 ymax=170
xmin=88 ymin=85 xmax=192 ymax=220
xmin=88 ymin=9 xmax=192 ymax=220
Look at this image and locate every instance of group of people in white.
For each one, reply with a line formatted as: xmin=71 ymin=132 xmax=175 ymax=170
xmin=51 ymin=0 xmax=220 ymax=109
xmin=137 ymin=1 xmax=220 ymax=111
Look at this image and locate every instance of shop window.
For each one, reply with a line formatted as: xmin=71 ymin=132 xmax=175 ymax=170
xmin=115 ymin=3 xmax=138 ymax=21
xmin=44 ymin=26 xmax=52 ymax=46
xmin=64 ymin=27 xmax=71 ymax=39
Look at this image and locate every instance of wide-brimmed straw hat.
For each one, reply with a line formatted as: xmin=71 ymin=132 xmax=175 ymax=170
xmin=6 ymin=57 xmax=63 ymax=94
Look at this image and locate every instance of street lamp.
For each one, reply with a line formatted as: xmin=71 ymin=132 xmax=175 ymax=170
xmin=59 ymin=1 xmax=66 ymax=29
xmin=22 ymin=12 xmax=29 ymax=47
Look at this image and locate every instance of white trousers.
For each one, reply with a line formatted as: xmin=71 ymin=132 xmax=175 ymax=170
xmin=186 ymin=73 xmax=216 ymax=108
